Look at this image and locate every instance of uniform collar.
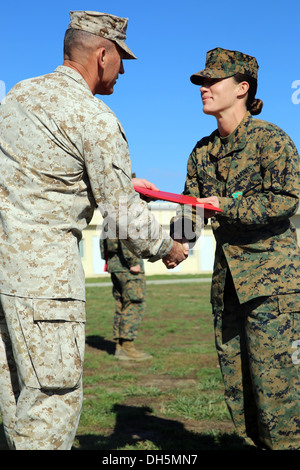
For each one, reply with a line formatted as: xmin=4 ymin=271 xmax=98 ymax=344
xmin=54 ymin=65 xmax=93 ymax=95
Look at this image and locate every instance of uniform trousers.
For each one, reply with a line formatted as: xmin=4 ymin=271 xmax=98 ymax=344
xmin=0 ymin=294 xmax=85 ymax=450
xmin=111 ymin=272 xmax=146 ymax=341
xmin=214 ymin=274 xmax=300 ymax=450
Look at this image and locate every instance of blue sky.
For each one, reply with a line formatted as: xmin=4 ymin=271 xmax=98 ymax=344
xmin=1 ymin=0 xmax=299 ymax=193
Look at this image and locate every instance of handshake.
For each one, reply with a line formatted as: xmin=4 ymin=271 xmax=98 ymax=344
xmin=162 ymin=238 xmax=189 ymax=270
xmin=162 ymin=194 xmax=220 ymax=270
xmin=162 ymin=194 xmax=220 ymax=269
xmin=132 ymin=178 xmax=219 ymax=271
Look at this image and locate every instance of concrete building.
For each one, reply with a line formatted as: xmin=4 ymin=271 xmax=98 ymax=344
xmin=80 ymin=202 xmax=300 ymax=279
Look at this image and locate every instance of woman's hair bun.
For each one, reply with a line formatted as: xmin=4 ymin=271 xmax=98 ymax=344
xmin=248 ymin=98 xmax=263 ymax=115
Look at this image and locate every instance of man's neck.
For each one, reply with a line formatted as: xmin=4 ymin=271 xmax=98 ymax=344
xmin=62 ymin=60 xmax=97 ymax=94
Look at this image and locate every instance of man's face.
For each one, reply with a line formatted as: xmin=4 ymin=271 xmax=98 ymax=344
xmin=97 ymin=43 xmax=125 ymax=95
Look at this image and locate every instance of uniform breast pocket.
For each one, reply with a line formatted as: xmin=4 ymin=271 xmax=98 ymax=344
xmin=197 ymin=168 xmax=225 ymax=197
xmin=226 ymin=165 xmax=263 ymax=197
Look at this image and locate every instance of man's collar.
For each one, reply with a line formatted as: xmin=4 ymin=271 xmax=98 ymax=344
xmin=54 ymin=65 xmax=93 ymax=94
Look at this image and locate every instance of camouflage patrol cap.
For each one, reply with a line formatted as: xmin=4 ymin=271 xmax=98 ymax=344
xmin=190 ymin=47 xmax=258 ymax=85
xmin=68 ymin=11 xmax=137 ymax=60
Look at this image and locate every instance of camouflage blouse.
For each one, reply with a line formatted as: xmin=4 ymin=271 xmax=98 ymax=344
xmin=0 ymin=66 xmax=172 ymax=300
xmin=179 ymin=112 xmax=300 ymax=307
xmin=100 ymin=237 xmax=144 ymax=273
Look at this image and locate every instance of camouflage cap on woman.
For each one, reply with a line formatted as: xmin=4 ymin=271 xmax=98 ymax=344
xmin=68 ymin=10 xmax=137 ymax=60
xmin=190 ymin=47 xmax=258 ymax=85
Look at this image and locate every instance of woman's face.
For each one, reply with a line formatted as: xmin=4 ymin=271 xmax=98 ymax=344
xmin=200 ymin=77 xmax=245 ymax=118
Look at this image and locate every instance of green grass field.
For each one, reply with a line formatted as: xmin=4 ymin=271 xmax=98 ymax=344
xmin=0 ymin=275 xmax=255 ymax=451
xmin=73 ymin=275 xmax=252 ymax=451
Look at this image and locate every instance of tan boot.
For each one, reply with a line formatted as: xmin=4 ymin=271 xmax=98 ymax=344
xmin=116 ymin=339 xmax=152 ymax=361
xmin=114 ymin=342 xmax=122 ymax=358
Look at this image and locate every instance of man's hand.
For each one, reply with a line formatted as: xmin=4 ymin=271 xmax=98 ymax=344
xmin=132 ymin=177 xmax=159 ymax=191
xmin=132 ymin=177 xmax=160 ymax=202
xmin=129 ymin=264 xmax=141 ymax=274
xmin=163 ymin=239 xmax=189 ymax=270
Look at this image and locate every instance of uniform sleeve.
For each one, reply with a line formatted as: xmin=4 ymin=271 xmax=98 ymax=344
xmin=218 ymin=132 xmax=300 ymax=225
xmin=83 ymin=111 xmax=173 ymax=261
xmin=119 ymin=241 xmax=141 ymax=267
xmin=170 ymin=147 xmax=203 ymax=242
xmin=183 ymin=148 xmax=200 ymax=198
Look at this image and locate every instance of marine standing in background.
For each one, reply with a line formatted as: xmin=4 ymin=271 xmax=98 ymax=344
xmin=101 ymin=236 xmax=152 ymax=361
xmin=172 ymin=47 xmax=300 ymax=450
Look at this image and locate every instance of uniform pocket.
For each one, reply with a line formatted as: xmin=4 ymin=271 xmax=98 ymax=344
xmin=278 ymin=294 xmax=300 ymax=315
xmin=226 ymin=165 xmax=263 ymax=197
xmin=124 ymin=275 xmax=146 ymax=303
xmin=246 ymin=295 xmax=299 ymax=369
xmin=196 ymin=168 xmax=225 ymax=197
xmin=26 ymin=299 xmax=86 ymax=390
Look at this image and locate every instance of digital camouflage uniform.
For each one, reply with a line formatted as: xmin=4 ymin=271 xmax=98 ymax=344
xmin=0 ymin=12 xmax=172 ymax=450
xmin=173 ymin=48 xmax=300 ymax=450
xmin=100 ymin=237 xmax=146 ymax=341
xmin=175 ymin=111 xmax=300 ymax=450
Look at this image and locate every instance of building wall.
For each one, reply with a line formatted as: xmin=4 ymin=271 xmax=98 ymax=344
xmin=80 ymin=202 xmax=300 ymax=278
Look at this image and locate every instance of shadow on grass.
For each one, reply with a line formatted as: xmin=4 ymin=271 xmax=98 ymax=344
xmin=73 ymin=404 xmax=255 ymax=451
xmin=86 ymin=335 xmax=116 ymax=355
xmin=0 ymin=406 xmax=255 ymax=451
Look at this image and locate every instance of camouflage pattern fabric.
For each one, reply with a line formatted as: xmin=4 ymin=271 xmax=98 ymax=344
xmin=190 ymin=47 xmax=258 ymax=85
xmin=0 ymin=66 xmax=172 ymax=301
xmin=172 ymin=111 xmax=300 ymax=449
xmin=68 ymin=10 xmax=137 ymax=60
xmin=100 ymin=237 xmax=144 ymax=273
xmin=111 ymin=272 xmax=146 ymax=340
xmin=0 ymin=64 xmax=172 ymax=449
xmin=0 ymin=295 xmax=85 ymax=450
xmin=175 ymin=111 xmax=300 ymax=308
xmin=215 ymin=273 xmax=300 ymax=450
xmin=100 ymin=237 xmax=146 ymax=340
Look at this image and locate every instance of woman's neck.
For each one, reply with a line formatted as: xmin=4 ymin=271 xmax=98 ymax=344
xmin=216 ymin=108 xmax=248 ymax=137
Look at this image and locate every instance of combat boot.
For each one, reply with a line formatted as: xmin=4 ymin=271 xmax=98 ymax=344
xmin=115 ymin=339 xmax=152 ymax=361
